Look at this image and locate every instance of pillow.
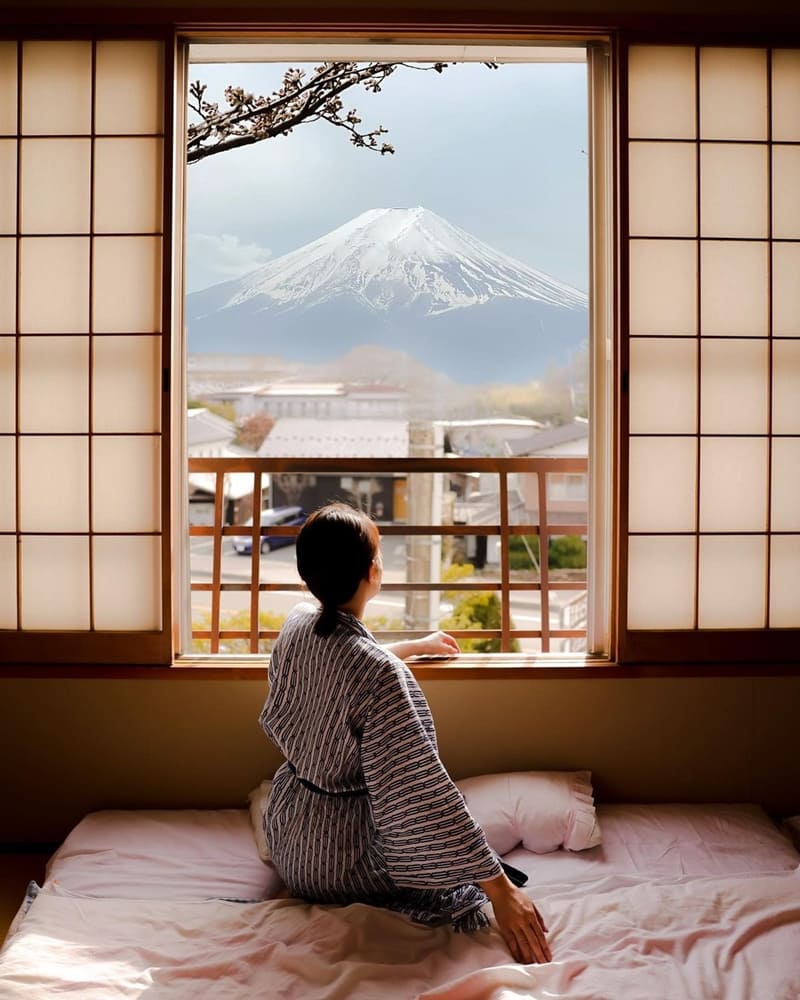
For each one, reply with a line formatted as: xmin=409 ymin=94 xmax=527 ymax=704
xmin=248 ymin=779 xmax=273 ymax=862
xmin=782 ymin=815 xmax=800 ymax=853
xmin=456 ymin=770 xmax=602 ymax=855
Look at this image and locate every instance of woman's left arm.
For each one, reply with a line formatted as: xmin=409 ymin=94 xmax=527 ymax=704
xmin=384 ymin=630 xmax=460 ymax=661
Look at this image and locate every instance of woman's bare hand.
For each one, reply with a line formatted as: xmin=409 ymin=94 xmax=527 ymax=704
xmin=416 ymin=630 xmax=460 ymax=658
xmin=479 ymin=873 xmax=551 ymax=965
xmin=385 ymin=631 xmax=460 ymax=661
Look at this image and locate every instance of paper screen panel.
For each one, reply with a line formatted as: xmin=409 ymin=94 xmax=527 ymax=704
xmin=700 ymin=241 xmax=768 ymax=337
xmin=772 ymin=339 xmax=800 ymax=433
xmin=628 ymin=142 xmax=696 ymax=237
xmin=92 ymin=236 xmax=162 ymax=333
xmin=628 ymin=240 xmax=697 ymax=336
xmin=94 ymin=138 xmax=163 ymax=234
xmin=95 ymin=41 xmax=164 ymax=135
xmin=92 ymin=335 xmax=161 ymax=434
xmin=700 ymin=143 xmax=768 ymax=238
xmin=771 ymin=49 xmax=800 ymax=142
xmin=18 ymin=336 xmax=88 ymax=433
xmin=769 ymin=535 xmax=800 ymax=627
xmin=771 ymin=438 xmax=800 ymax=532
xmin=19 ymin=435 xmax=89 ymax=533
xmin=0 ymin=536 xmax=16 ymax=629
xmin=698 ymin=534 xmax=767 ymax=628
xmin=699 ymin=437 xmax=768 ymax=533
xmin=0 ymin=42 xmax=17 ymax=136
xmin=0 ymin=240 xmax=14 ymax=334
xmin=93 ymin=535 xmax=161 ymax=630
xmin=628 ymin=436 xmax=696 ymax=533
xmin=21 ymin=535 xmax=90 ymax=630
xmin=21 ymin=41 xmax=92 ymax=136
xmin=628 ymin=45 xmax=695 ymax=140
xmin=627 ymin=534 xmax=696 ymax=629
xmin=19 ymin=237 xmax=89 ymax=334
xmin=0 ymin=140 xmax=15 ymax=234
xmin=629 ymin=337 xmax=696 ymax=433
xmin=699 ymin=47 xmax=767 ymax=141
xmin=0 ymin=437 xmax=15 ymax=531
xmin=700 ymin=339 xmax=768 ymax=435
xmin=92 ymin=435 xmax=160 ymax=533
xmin=0 ymin=336 xmax=14 ymax=432
xmin=20 ymin=139 xmax=91 ymax=235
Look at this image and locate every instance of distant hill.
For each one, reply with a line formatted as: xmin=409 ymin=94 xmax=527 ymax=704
xmin=186 ymin=207 xmax=588 ymax=385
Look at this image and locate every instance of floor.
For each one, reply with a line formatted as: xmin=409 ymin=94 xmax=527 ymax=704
xmin=0 ymin=852 xmax=51 ymax=944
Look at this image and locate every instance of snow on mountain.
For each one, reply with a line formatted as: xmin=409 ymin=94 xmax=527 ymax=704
xmin=191 ymin=206 xmax=586 ymax=319
xmin=186 ymin=207 xmax=588 ymax=385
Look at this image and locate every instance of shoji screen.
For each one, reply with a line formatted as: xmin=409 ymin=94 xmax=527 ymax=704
xmin=0 ymin=38 xmax=171 ymax=664
xmin=623 ymin=45 xmax=800 ymax=662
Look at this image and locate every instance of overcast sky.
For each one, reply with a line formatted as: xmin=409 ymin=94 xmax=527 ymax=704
xmin=185 ymin=58 xmax=588 ymax=294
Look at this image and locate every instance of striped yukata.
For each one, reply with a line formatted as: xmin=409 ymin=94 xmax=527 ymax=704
xmin=259 ymin=602 xmax=502 ymax=931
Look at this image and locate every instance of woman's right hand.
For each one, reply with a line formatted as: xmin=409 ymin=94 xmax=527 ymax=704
xmin=479 ymin=872 xmax=551 ymax=964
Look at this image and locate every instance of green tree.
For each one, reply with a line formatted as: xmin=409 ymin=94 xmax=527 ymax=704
xmin=507 ymin=534 xmax=587 ymax=571
xmin=440 ymin=591 xmax=520 ymax=654
xmin=440 ymin=563 xmax=520 ymax=652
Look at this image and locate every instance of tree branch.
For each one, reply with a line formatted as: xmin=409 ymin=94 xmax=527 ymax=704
xmin=187 ymin=61 xmax=466 ymax=164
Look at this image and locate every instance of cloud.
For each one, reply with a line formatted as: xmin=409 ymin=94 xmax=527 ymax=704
xmin=186 ymin=232 xmax=272 ymax=292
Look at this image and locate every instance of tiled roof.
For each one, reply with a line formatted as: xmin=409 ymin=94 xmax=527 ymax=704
xmin=187 ymin=407 xmax=237 ymax=446
xmin=257 ymin=418 xmax=409 ymax=458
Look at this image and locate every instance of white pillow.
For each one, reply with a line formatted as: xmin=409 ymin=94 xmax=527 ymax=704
xmin=782 ymin=815 xmax=800 ymax=853
xmin=248 ymin=779 xmax=273 ymax=862
xmin=456 ymin=770 xmax=602 ymax=855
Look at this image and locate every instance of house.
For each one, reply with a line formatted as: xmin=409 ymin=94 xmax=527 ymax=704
xmin=186 ymin=407 xmax=236 ymax=458
xmin=186 ymin=408 xmax=264 ymax=523
xmin=258 ymin=418 xmax=411 ymax=519
xmin=507 ymin=418 xmax=589 ymax=527
xmin=202 ymin=380 xmax=410 ymax=421
xmin=0 ymin=0 xmax=798 ymax=939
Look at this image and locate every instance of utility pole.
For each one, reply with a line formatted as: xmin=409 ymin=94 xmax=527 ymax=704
xmin=406 ymin=421 xmax=443 ymax=632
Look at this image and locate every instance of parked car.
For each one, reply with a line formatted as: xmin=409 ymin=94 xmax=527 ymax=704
xmin=232 ymin=506 xmax=307 ymax=555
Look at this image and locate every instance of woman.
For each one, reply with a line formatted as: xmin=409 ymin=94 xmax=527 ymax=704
xmin=259 ymin=502 xmax=550 ymax=964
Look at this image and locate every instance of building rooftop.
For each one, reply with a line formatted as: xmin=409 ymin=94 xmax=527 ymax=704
xmin=257 ymin=418 xmax=409 ymax=458
xmin=187 ymin=407 xmax=237 ymax=447
xmin=506 ymin=418 xmax=589 ymax=457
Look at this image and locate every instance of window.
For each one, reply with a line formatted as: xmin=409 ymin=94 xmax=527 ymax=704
xmin=182 ymin=42 xmax=609 ymax=659
xmin=1 ymin=30 xmax=797 ymax=669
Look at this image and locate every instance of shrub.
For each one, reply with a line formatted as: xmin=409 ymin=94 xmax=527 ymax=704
xmin=507 ymin=534 xmax=586 ymax=571
xmin=441 ymin=591 xmax=520 ymax=653
xmin=192 ymin=608 xmax=285 ymax=654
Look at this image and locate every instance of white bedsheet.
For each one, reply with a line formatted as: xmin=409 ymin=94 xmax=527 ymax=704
xmin=2 ymin=803 xmax=799 ymax=999
xmin=1 ymin=870 xmax=799 ymax=999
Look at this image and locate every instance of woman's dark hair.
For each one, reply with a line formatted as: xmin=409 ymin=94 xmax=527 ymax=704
xmin=296 ymin=503 xmax=379 ymax=636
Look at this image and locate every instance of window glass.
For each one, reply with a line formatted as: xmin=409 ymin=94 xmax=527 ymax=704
xmin=184 ymin=47 xmax=591 ymax=657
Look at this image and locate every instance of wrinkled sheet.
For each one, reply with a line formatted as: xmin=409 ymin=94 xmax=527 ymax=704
xmin=1 ymin=871 xmax=799 ymax=999
xmin=44 ymin=809 xmax=283 ymax=902
xmin=41 ymin=804 xmax=800 ymax=905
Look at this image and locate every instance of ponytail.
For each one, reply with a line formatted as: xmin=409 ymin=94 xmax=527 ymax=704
xmin=315 ymin=604 xmax=340 ymax=637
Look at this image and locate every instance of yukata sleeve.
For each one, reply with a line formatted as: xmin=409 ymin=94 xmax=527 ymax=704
xmin=360 ymin=656 xmax=502 ymax=890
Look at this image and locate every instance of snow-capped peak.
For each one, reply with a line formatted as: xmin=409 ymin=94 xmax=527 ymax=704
xmin=218 ymin=207 xmax=587 ymax=317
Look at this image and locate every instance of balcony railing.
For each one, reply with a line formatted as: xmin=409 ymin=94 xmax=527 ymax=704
xmin=188 ymin=456 xmax=588 ymax=656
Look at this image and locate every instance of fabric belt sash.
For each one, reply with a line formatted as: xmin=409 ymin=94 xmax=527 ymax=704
xmin=287 ymin=761 xmax=368 ymax=798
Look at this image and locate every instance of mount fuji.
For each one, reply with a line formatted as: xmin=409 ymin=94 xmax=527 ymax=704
xmin=186 ymin=207 xmax=588 ymax=385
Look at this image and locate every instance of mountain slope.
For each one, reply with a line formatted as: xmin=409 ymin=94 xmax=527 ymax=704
xmin=187 ymin=207 xmax=588 ymax=384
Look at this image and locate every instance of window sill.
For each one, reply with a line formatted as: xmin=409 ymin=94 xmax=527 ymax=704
xmin=1 ymin=656 xmax=798 ymax=680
